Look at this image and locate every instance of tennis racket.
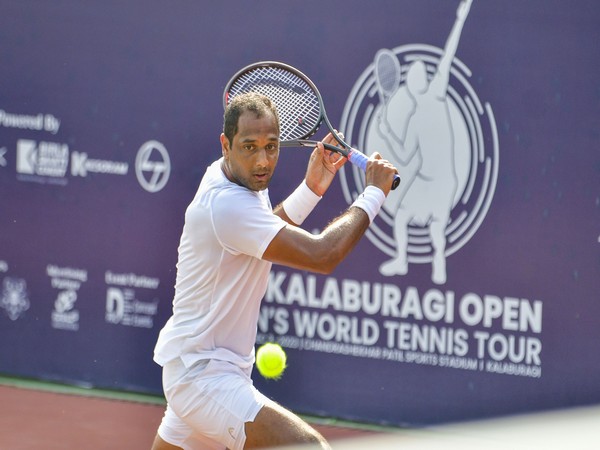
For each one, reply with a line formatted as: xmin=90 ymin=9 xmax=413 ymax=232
xmin=223 ymin=61 xmax=400 ymax=190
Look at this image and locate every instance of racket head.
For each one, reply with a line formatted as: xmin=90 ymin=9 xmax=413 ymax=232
xmin=374 ymin=49 xmax=401 ymax=102
xmin=223 ymin=61 xmax=324 ymax=142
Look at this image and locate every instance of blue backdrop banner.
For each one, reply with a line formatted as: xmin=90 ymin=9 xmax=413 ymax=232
xmin=1 ymin=0 xmax=599 ymax=426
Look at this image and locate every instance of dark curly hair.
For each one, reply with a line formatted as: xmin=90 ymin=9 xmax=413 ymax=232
xmin=223 ymin=92 xmax=280 ymax=144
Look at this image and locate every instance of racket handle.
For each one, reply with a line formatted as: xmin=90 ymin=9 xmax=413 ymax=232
xmin=348 ymin=149 xmax=401 ymax=190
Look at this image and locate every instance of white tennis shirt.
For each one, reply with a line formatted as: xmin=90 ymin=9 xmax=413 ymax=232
xmin=154 ymin=158 xmax=287 ymax=371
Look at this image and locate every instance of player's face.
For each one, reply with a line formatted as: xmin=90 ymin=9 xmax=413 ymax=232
xmin=221 ymin=110 xmax=280 ymax=191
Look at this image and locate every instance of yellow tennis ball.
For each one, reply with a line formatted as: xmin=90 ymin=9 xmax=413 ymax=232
xmin=256 ymin=343 xmax=287 ymax=379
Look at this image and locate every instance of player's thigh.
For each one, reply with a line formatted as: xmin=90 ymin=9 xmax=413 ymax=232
xmin=151 ymin=433 xmax=182 ymax=450
xmin=244 ymin=398 xmax=330 ymax=449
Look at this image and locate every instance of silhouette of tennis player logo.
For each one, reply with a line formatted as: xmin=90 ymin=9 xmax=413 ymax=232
xmin=340 ymin=0 xmax=498 ymax=285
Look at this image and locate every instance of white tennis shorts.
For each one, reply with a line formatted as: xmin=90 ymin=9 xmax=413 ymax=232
xmin=157 ymin=357 xmax=267 ymax=450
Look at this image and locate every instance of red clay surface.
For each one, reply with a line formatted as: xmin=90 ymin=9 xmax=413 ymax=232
xmin=0 ymin=384 xmax=379 ymax=449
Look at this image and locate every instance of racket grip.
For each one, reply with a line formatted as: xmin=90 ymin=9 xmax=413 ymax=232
xmin=348 ymin=150 xmax=401 ymax=191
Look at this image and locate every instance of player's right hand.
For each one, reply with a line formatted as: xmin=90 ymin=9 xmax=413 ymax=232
xmin=365 ymin=152 xmax=399 ymax=196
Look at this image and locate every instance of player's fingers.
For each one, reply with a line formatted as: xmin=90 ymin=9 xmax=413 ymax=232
xmin=323 ymin=130 xmax=344 ymax=146
xmin=333 ymin=130 xmax=345 ymax=147
xmin=368 ymin=153 xmax=397 ymax=174
xmin=311 ymin=141 xmax=325 ymax=159
xmin=319 ymin=141 xmax=337 ymax=161
xmin=323 ymin=133 xmax=335 ymax=145
xmin=320 ymin=134 xmax=334 ymax=154
xmin=331 ymin=151 xmax=346 ymax=166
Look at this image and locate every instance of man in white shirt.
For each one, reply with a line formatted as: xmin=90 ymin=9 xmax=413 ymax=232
xmin=152 ymin=92 xmax=398 ymax=450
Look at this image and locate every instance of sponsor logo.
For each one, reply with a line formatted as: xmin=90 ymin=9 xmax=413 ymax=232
xmin=105 ymin=271 xmax=160 ymax=328
xmin=0 ymin=277 xmax=30 ymax=321
xmin=17 ymin=139 xmax=69 ymax=178
xmin=52 ymin=290 xmax=80 ymax=331
xmin=70 ymin=151 xmax=129 ymax=177
xmin=135 ymin=140 xmax=170 ymax=193
xmin=47 ymin=265 xmax=87 ymax=331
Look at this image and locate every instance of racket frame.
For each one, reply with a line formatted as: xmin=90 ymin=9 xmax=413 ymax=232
xmin=223 ymin=61 xmax=400 ymax=190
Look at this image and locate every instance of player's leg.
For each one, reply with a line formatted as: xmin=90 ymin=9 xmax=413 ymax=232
xmin=155 ymin=359 xmax=231 ymax=450
xmin=245 ymin=397 xmax=330 ymax=449
xmin=150 ymin=433 xmax=181 ymax=450
xmin=157 ymin=357 xmax=328 ymax=449
xmin=152 ymin=403 xmax=225 ymax=450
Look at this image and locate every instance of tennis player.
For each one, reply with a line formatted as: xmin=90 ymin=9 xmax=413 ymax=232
xmin=151 ymin=92 xmax=398 ymax=450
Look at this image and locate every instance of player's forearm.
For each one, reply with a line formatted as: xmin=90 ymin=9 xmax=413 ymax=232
xmin=311 ymin=185 xmax=387 ymax=273
xmin=273 ymin=203 xmax=295 ymax=225
xmin=274 ymin=179 xmax=323 ymax=226
xmin=266 ymin=182 xmax=387 ymax=274
xmin=264 ymin=206 xmax=370 ymax=275
xmin=310 ymin=207 xmax=371 ymax=274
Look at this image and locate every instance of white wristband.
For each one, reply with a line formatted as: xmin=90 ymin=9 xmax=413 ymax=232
xmin=351 ymin=185 xmax=386 ymax=223
xmin=282 ymin=180 xmax=322 ymax=225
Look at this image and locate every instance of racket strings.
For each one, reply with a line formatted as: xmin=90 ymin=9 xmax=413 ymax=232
xmin=271 ymin=69 xmax=321 ymax=140
xmin=228 ymin=67 xmax=322 ymax=141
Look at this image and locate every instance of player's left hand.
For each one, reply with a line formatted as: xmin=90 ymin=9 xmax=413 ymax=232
xmin=304 ymin=132 xmax=347 ymax=197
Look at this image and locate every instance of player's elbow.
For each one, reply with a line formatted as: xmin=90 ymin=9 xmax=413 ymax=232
xmin=310 ymin=263 xmax=336 ymax=275
xmin=312 ymin=263 xmax=335 ymax=275
xmin=310 ymin=246 xmax=345 ymax=275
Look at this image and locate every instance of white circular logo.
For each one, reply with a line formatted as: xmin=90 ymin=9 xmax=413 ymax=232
xmin=340 ymin=45 xmax=499 ymax=282
xmin=135 ymin=140 xmax=171 ymax=193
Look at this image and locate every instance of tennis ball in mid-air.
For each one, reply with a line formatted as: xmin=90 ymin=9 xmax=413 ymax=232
xmin=256 ymin=342 xmax=287 ymax=379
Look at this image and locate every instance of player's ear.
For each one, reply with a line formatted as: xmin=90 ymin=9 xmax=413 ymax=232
xmin=220 ymin=133 xmax=230 ymax=159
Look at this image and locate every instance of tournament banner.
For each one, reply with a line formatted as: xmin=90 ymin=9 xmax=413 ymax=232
xmin=1 ymin=0 xmax=599 ymax=427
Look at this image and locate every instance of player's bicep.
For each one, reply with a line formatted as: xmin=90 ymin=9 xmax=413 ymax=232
xmin=263 ymin=225 xmax=328 ymax=273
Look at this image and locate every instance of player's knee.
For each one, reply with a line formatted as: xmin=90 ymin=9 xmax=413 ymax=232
xmin=246 ymin=402 xmax=330 ymax=448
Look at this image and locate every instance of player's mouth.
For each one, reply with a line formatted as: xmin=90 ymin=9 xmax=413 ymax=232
xmin=253 ymin=171 xmax=270 ymax=182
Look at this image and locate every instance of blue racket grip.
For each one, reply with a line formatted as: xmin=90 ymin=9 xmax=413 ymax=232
xmin=347 ymin=149 xmax=400 ymax=190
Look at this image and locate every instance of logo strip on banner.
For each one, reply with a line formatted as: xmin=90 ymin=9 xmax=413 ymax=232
xmin=3 ymin=108 xmax=171 ymax=192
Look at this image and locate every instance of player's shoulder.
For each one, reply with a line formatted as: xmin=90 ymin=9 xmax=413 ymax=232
xmin=196 ymin=160 xmax=250 ymax=201
xmin=211 ymin=180 xmax=259 ymax=207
